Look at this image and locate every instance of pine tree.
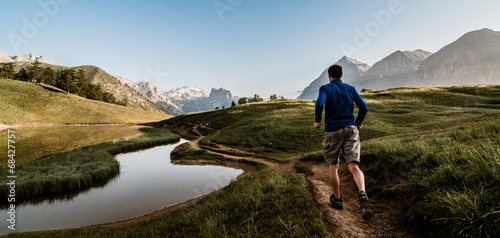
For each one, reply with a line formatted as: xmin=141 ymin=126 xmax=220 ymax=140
xmin=41 ymin=67 xmax=57 ymax=85
xmin=15 ymin=68 xmax=29 ymax=81
xmin=58 ymin=69 xmax=76 ymax=94
xmin=27 ymin=61 xmax=42 ymax=83
xmin=1 ymin=63 xmax=15 ymax=79
xmin=75 ymin=69 xmax=90 ymax=97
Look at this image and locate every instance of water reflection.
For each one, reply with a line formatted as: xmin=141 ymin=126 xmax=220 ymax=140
xmin=0 ymin=140 xmax=243 ymax=234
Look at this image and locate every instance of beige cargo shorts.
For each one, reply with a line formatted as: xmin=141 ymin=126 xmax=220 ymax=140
xmin=322 ymin=126 xmax=360 ymax=164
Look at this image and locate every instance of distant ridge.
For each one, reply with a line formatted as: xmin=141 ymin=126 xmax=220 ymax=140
xmin=412 ymin=28 xmax=500 ymax=86
xmin=298 ymin=28 xmax=500 ymax=99
xmin=0 ymin=50 xmax=51 ymax=64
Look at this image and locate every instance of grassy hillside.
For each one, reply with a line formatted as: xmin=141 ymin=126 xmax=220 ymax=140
xmin=11 ymin=84 xmax=500 ymax=237
xmin=153 ymin=84 xmax=500 ymax=237
xmin=76 ymin=65 xmax=166 ymax=114
xmin=157 ymin=85 xmax=500 ymax=162
xmin=7 ymin=62 xmax=166 ymax=114
xmin=0 ymin=78 xmax=171 ymax=126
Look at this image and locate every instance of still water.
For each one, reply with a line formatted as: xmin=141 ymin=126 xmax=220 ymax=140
xmin=0 ymin=139 xmax=243 ymax=234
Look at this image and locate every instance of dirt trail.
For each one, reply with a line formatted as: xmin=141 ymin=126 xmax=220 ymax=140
xmin=183 ymin=125 xmax=416 ymax=238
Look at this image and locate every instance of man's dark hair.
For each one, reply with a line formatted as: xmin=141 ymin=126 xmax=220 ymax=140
xmin=328 ymin=65 xmax=343 ymax=79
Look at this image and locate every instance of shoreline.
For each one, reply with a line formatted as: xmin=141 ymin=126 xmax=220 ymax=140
xmin=4 ymin=137 xmax=258 ymax=236
xmin=15 ymin=152 xmax=257 ymax=236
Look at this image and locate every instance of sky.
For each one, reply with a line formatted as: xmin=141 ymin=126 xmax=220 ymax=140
xmin=1 ymin=0 xmax=500 ymax=98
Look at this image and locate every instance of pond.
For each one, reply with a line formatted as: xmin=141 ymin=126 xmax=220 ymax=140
xmin=0 ymin=128 xmax=243 ymax=234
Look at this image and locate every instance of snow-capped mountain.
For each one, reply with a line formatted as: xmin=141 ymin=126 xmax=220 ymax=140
xmin=165 ymin=86 xmax=208 ymax=101
xmin=165 ymin=87 xmax=238 ymax=113
xmin=114 ymin=77 xmax=239 ymax=115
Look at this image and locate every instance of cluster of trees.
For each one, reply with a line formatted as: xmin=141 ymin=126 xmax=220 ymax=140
xmin=0 ymin=62 xmax=126 ymax=106
xmin=234 ymin=94 xmax=285 ymax=106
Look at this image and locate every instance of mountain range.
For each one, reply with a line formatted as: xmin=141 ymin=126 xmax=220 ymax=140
xmin=0 ymin=50 xmax=238 ymax=116
xmin=3 ymin=28 xmax=497 ymax=115
xmin=0 ymin=51 xmax=51 ymax=64
xmin=119 ymin=78 xmax=239 ymax=115
xmin=298 ymin=28 xmax=500 ymax=99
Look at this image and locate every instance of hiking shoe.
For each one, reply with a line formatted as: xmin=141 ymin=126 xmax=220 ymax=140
xmin=359 ymin=191 xmax=373 ymax=220
xmin=329 ymin=194 xmax=343 ymax=210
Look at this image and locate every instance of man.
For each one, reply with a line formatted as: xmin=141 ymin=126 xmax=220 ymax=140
xmin=314 ymin=64 xmax=372 ymax=220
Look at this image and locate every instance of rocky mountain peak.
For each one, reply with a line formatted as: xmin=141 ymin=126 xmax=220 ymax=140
xmin=36 ymin=56 xmax=51 ymax=64
xmin=131 ymin=81 xmax=184 ymax=115
xmin=0 ymin=50 xmax=52 ymax=64
xmin=0 ymin=51 xmax=13 ymax=62
xmin=365 ymin=49 xmax=432 ymax=76
xmin=338 ymin=56 xmax=371 ymax=73
xmin=208 ymin=88 xmax=234 ymax=100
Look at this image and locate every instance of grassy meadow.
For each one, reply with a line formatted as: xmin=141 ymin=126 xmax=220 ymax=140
xmin=0 ymin=78 xmax=171 ymax=126
xmin=153 ymin=84 xmax=500 ymax=237
xmin=0 ymin=126 xmax=146 ymax=166
xmin=6 ymin=84 xmax=500 ymax=237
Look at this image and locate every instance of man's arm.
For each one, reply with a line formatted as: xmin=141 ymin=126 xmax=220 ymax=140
xmin=353 ymin=88 xmax=368 ymax=127
xmin=314 ymin=86 xmax=327 ymax=129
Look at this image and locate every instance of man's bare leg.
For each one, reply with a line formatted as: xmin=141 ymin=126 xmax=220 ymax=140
xmin=329 ymin=163 xmax=341 ymax=198
xmin=348 ymin=162 xmax=373 ymax=220
xmin=347 ymin=162 xmax=365 ymax=192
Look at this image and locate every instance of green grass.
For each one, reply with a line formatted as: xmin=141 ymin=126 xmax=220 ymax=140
xmin=7 ymin=84 xmax=500 ymax=237
xmin=8 ymin=168 xmax=331 ymax=238
xmin=153 ymin=84 xmax=500 ymax=237
xmin=0 ymin=127 xmax=180 ymax=206
xmin=363 ymin=121 xmax=500 ymax=237
xmin=0 ymin=78 xmax=171 ymax=126
xmin=0 ymin=126 xmax=146 ymax=165
xmin=156 ymin=100 xmax=325 ymax=162
xmin=170 ymin=142 xmax=226 ymax=161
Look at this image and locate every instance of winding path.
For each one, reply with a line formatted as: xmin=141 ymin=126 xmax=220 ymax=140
xmin=183 ymin=125 xmax=417 ymax=238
